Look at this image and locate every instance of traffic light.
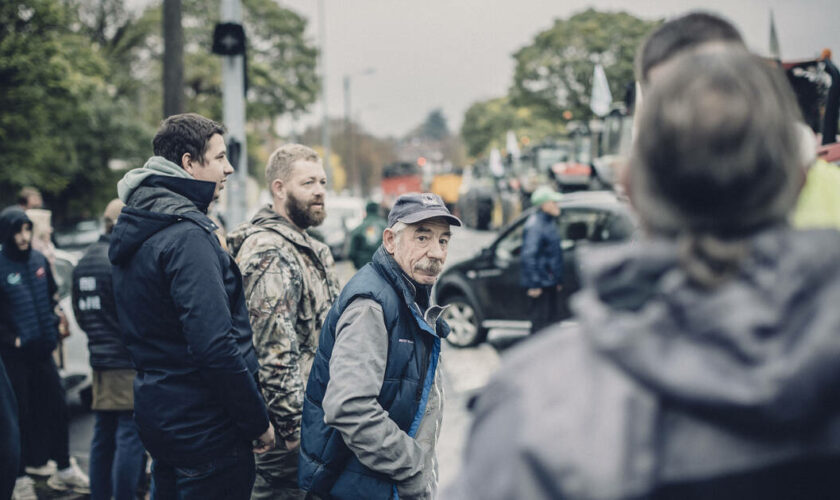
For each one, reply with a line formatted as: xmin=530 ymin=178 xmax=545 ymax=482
xmin=417 ymin=157 xmax=427 ymax=167
xmin=227 ymin=138 xmax=242 ymax=170
xmin=212 ymin=23 xmax=246 ymax=56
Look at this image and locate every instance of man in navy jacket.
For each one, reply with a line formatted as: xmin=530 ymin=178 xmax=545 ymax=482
xmin=520 ymin=186 xmax=565 ymax=335
xmin=109 ymin=113 xmax=274 ymax=499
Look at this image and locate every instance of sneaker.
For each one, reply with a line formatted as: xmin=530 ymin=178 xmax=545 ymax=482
xmin=47 ymin=457 xmax=90 ymax=494
xmin=12 ymin=476 xmax=37 ymax=500
xmin=24 ymin=458 xmax=56 ymax=476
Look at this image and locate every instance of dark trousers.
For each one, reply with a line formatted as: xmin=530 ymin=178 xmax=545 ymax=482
xmin=528 ymin=286 xmax=561 ymax=335
xmin=150 ymin=442 xmax=255 ymax=500
xmin=0 ymin=350 xmax=70 ymax=475
xmin=0 ymin=355 xmax=20 ymax=499
xmin=90 ymin=410 xmax=146 ymax=500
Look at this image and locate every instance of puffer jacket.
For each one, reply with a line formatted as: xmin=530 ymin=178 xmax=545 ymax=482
xmin=0 ymin=207 xmax=59 ymax=358
xmin=447 ymin=226 xmax=840 ymax=500
xmin=109 ymin=157 xmax=269 ymax=466
xmin=72 ymin=234 xmax=132 ymax=370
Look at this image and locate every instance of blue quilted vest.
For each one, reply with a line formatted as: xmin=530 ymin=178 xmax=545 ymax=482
xmin=0 ymin=249 xmax=59 ymax=359
xmin=299 ymin=247 xmax=448 ymax=499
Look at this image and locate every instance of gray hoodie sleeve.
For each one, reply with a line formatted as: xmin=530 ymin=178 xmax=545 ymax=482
xmin=322 ymin=298 xmax=428 ymax=498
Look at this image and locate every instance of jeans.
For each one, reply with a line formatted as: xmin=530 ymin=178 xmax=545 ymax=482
xmin=150 ymin=442 xmax=255 ymax=500
xmin=89 ymin=411 xmax=146 ymax=500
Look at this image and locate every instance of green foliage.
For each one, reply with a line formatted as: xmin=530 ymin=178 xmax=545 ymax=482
xmin=418 ymin=109 xmax=450 ymax=141
xmin=460 ymin=97 xmax=564 ymax=158
xmin=510 ymin=9 xmax=659 ymax=123
xmin=0 ymin=0 xmax=150 ymax=219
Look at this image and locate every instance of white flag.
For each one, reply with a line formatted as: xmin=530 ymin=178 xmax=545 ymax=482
xmin=505 ymin=130 xmax=520 ymax=157
xmin=489 ymin=148 xmax=504 ymax=177
xmin=590 ymin=63 xmax=612 ymax=117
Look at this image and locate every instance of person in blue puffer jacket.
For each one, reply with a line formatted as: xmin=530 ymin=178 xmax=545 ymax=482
xmin=520 ymin=186 xmax=564 ymax=335
xmin=0 ymin=207 xmax=90 ymax=496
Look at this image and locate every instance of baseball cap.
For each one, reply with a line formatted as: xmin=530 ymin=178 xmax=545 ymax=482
xmin=388 ymin=193 xmax=462 ymax=228
xmin=531 ymin=186 xmax=563 ymax=206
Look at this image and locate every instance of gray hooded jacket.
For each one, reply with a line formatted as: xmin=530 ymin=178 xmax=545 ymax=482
xmin=446 ymin=227 xmax=840 ymax=499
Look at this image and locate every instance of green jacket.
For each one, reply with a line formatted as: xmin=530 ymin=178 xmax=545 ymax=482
xmin=347 ymin=214 xmax=387 ymax=270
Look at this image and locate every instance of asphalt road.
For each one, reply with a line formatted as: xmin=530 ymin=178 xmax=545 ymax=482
xmin=50 ymin=226 xmax=503 ymax=499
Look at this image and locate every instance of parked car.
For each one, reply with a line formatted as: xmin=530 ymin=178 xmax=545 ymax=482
xmin=434 ymin=190 xmax=635 ymax=347
xmin=55 ymin=219 xmax=102 ymax=250
xmin=53 ymin=249 xmax=93 ymax=410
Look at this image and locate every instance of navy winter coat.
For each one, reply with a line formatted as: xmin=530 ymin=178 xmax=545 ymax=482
xmin=109 ymin=173 xmax=269 ymax=466
xmin=0 ymin=208 xmax=59 ymax=359
xmin=72 ymin=234 xmax=133 ymax=370
xmin=520 ymin=210 xmax=564 ymax=289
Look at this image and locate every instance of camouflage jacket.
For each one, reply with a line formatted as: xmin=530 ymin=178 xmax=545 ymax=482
xmin=228 ymin=205 xmax=340 ymax=442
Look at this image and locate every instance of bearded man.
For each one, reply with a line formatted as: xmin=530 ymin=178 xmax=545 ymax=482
xmin=228 ymin=144 xmax=340 ymax=499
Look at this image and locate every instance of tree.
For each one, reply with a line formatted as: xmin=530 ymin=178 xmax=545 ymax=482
xmin=460 ymin=97 xmax=564 ymax=159
xmin=418 ymin=108 xmax=450 ymax=141
xmin=0 ymin=0 xmax=150 ymax=220
xmin=510 ymin=9 xmax=659 ymax=123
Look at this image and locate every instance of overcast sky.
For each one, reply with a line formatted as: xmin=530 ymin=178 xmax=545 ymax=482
xmin=274 ymin=0 xmax=839 ymax=138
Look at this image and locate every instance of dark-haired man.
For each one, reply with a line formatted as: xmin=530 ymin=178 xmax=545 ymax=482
xmin=228 ymin=144 xmax=339 ymax=499
xmin=109 ymin=113 xmax=274 ymax=499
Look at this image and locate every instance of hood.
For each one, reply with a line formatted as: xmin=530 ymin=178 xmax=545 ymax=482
xmin=0 ymin=206 xmax=32 ymax=261
xmin=573 ymin=226 xmax=840 ymax=432
xmin=117 ymin=156 xmax=194 ymax=203
xmin=109 ymin=172 xmax=218 ymax=266
xmin=227 ymin=205 xmax=311 ymax=258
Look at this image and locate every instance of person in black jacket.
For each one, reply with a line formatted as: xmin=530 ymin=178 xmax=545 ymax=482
xmin=108 ymin=113 xmax=274 ymax=500
xmin=520 ymin=185 xmax=564 ymax=335
xmin=73 ymin=198 xmax=146 ymax=500
xmin=0 ymin=207 xmax=90 ymax=497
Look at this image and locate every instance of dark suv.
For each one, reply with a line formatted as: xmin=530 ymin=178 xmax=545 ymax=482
xmin=434 ymin=191 xmax=634 ymax=347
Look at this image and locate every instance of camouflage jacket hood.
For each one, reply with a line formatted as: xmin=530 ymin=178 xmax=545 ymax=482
xmin=227 ymin=205 xmax=340 ymax=445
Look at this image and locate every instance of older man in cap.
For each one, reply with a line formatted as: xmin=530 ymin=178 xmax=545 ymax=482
xmin=299 ymin=193 xmax=460 ymax=500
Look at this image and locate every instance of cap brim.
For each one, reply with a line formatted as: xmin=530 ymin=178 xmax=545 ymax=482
xmin=398 ymin=209 xmax=462 ymax=227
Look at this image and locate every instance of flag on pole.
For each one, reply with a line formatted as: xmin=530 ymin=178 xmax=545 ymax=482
xmin=590 ymin=63 xmax=612 ymax=117
xmin=769 ymin=10 xmax=781 ymax=59
xmin=489 ymin=148 xmax=504 ymax=177
xmin=505 ymin=130 xmax=520 ymax=158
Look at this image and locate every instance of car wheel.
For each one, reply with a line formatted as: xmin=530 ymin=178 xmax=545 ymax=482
xmin=441 ymin=294 xmax=486 ymax=347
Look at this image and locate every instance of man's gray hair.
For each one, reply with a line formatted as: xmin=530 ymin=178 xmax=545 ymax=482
xmin=388 ymin=221 xmax=409 ymax=243
xmin=265 ymin=144 xmax=320 ymax=184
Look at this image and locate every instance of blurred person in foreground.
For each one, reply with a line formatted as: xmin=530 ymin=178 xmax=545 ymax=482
xmin=347 ymin=200 xmax=387 ymax=270
xmin=0 ymin=353 xmax=19 ymax=500
xmin=520 ymin=186 xmax=564 ymax=335
xmin=0 ymin=207 xmax=89 ymax=498
xmin=227 ymin=144 xmax=340 ymax=499
xmin=445 ymin=48 xmax=840 ymax=500
xmin=109 ymin=113 xmax=274 ymax=499
xmin=72 ymin=199 xmax=146 ymax=500
xmin=299 ymin=193 xmax=460 ymax=499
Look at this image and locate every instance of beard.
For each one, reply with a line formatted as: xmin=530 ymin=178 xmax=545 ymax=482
xmin=286 ymin=192 xmax=325 ymax=229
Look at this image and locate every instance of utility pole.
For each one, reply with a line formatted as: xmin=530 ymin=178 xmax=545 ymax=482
xmin=215 ymin=0 xmax=248 ymax=226
xmin=318 ymin=0 xmax=331 ymax=188
xmin=162 ymin=0 xmax=184 ymax=117
xmin=343 ymin=75 xmax=353 ymax=195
